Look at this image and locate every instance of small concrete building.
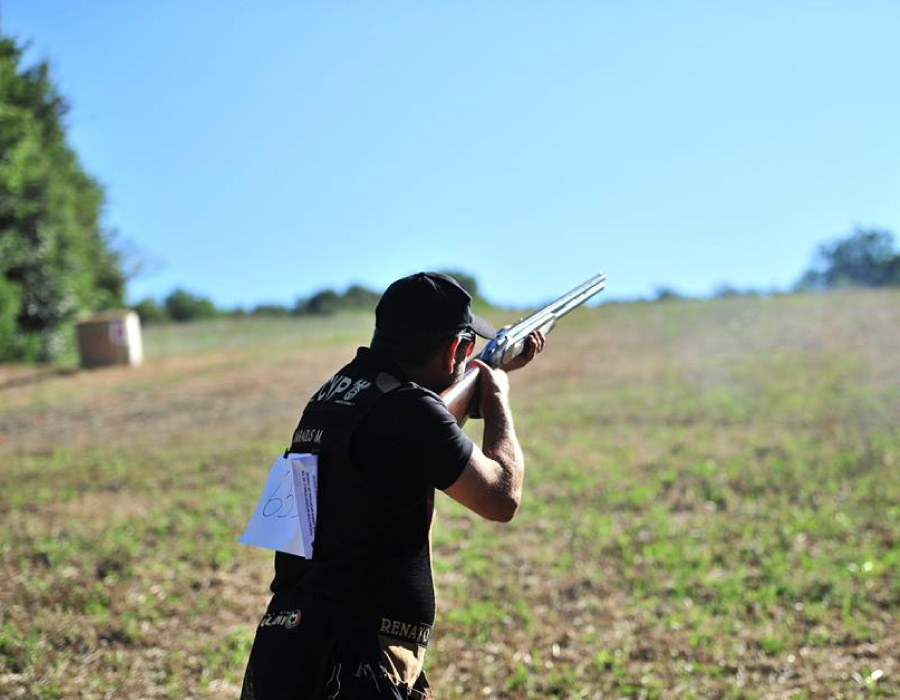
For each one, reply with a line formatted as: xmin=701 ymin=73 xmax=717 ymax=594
xmin=76 ymin=311 xmax=144 ymax=368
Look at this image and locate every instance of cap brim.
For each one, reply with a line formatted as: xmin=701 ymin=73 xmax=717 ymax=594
xmin=470 ymin=313 xmax=496 ymax=339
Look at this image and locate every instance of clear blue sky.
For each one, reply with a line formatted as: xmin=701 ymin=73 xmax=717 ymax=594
xmin=3 ymin=1 xmax=899 ymax=307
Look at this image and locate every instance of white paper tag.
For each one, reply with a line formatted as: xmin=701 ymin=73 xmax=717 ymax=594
xmin=238 ymin=453 xmax=318 ymax=558
xmin=290 ymin=454 xmax=318 ymax=555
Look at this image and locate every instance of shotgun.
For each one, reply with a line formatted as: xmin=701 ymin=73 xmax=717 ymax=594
xmin=440 ymin=273 xmax=607 ymax=423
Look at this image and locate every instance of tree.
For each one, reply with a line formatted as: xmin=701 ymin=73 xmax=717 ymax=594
xmin=250 ymin=303 xmax=290 ymax=317
xmin=712 ymin=283 xmax=760 ymax=299
xmin=654 ymin=285 xmax=684 ymax=302
xmin=798 ymin=228 xmax=900 ymax=290
xmin=295 ymin=289 xmax=342 ymax=316
xmin=133 ymin=298 xmax=168 ymax=324
xmin=438 ymin=269 xmax=481 ymax=301
xmin=0 ymin=27 xmax=125 ymax=361
xmin=292 ymin=284 xmax=381 ymax=316
xmin=342 ymin=284 xmax=379 ymax=310
xmin=164 ymin=289 xmax=217 ymax=322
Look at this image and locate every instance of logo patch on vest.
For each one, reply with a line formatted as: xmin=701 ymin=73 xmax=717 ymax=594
xmin=379 ymin=617 xmax=432 ymax=645
xmin=259 ymin=609 xmax=302 ymax=630
xmin=315 ymin=375 xmax=374 ymax=405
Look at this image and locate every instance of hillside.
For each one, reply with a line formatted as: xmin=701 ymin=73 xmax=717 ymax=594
xmin=1 ymin=290 xmax=899 ymax=699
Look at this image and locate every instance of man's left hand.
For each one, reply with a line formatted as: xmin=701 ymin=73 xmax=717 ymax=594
xmin=503 ymin=330 xmax=546 ymax=372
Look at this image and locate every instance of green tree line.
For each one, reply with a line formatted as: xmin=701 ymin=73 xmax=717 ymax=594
xmin=0 ymin=28 xmax=124 ymax=362
xmin=656 ymin=229 xmax=900 ymax=302
xmin=133 ymin=284 xmax=383 ymax=324
xmin=796 ymin=228 xmax=900 ymax=290
xmin=133 ymin=272 xmax=483 ymax=324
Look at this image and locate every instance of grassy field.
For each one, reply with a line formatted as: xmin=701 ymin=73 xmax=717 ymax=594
xmin=1 ymin=291 xmax=899 ymax=699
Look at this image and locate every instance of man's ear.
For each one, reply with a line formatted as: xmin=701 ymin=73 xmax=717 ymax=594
xmin=443 ymin=336 xmax=463 ymax=374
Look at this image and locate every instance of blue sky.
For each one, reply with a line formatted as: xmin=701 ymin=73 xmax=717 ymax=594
xmin=3 ymin=1 xmax=899 ymax=307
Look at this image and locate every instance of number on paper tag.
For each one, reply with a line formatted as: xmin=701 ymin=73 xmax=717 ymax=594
xmin=238 ymin=453 xmax=318 ymax=558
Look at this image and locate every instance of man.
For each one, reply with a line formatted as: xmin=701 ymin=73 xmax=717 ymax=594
xmin=241 ymin=272 xmax=543 ymax=699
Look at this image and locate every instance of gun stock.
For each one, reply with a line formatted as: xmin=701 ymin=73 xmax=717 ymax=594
xmin=440 ymin=366 xmax=481 ymax=425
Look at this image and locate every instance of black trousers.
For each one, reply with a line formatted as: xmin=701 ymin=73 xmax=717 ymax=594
xmin=240 ymin=588 xmax=432 ymax=700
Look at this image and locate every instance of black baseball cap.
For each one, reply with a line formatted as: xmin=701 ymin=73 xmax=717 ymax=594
xmin=375 ymin=272 xmax=495 ymax=340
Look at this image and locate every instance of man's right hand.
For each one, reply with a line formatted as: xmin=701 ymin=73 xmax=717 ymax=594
xmin=467 ymin=359 xmax=510 ymax=418
xmin=443 ymin=360 xmax=525 ymax=523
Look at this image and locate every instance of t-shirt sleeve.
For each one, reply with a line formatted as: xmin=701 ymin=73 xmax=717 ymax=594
xmin=351 ymin=387 xmax=473 ymax=490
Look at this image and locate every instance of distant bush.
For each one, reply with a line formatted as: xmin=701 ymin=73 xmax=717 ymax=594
xmin=134 ymin=298 xmax=168 ymax=324
xmin=251 ymin=304 xmax=290 ymax=317
xmin=341 ymin=284 xmax=380 ymax=310
xmin=294 ymin=289 xmax=342 ymax=316
xmin=798 ymin=228 xmax=900 ymax=290
xmin=293 ymin=284 xmax=380 ymax=317
xmin=437 ymin=270 xmax=481 ymax=301
xmin=654 ymin=286 xmax=684 ymax=302
xmin=164 ymin=289 xmax=218 ymax=322
xmin=712 ymin=284 xmax=761 ymax=299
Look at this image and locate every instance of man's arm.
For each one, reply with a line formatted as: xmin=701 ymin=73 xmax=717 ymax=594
xmin=443 ymin=360 xmax=525 ymax=523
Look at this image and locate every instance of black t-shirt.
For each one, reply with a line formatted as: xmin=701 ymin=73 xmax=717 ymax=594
xmin=351 ymin=385 xmax=473 ymax=626
xmin=351 ymin=386 xmax=473 ymax=492
xmin=271 ymin=348 xmax=473 ymax=638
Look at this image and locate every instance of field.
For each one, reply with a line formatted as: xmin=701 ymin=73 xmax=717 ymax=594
xmin=1 ymin=291 xmax=899 ymax=700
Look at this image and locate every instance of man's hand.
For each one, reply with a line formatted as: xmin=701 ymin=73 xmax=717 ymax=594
xmin=503 ymin=330 xmax=546 ymax=372
xmin=466 ymin=359 xmax=510 ymax=419
xmin=444 ymin=359 xmax=526 ymax=523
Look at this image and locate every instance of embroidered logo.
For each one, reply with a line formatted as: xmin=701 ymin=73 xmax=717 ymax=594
xmin=315 ymin=375 xmax=373 ymax=404
xmin=379 ymin=617 xmax=432 ymax=645
xmin=342 ymin=379 xmax=372 ymax=401
xmin=259 ymin=609 xmax=301 ymax=630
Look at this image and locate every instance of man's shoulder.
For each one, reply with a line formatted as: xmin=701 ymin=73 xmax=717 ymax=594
xmin=372 ymin=382 xmax=450 ymax=423
xmin=351 ymin=379 xmax=472 ymax=489
xmin=305 ymin=348 xmax=410 ymax=408
xmin=350 ymin=378 xmax=463 ymax=448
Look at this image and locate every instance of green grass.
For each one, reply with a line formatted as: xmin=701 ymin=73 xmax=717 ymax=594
xmin=2 ymin=289 xmax=900 ymax=698
xmin=141 ymin=312 xmax=375 ymax=358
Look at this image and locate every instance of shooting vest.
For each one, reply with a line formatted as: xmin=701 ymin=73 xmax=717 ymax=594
xmin=271 ymin=347 xmax=435 ymax=647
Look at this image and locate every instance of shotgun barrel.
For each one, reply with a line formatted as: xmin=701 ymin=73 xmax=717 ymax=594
xmin=441 ymin=272 xmax=607 ymax=423
xmin=477 ymin=272 xmax=607 ymax=368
